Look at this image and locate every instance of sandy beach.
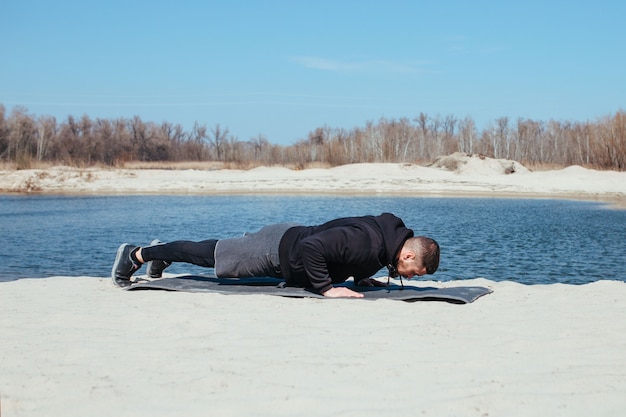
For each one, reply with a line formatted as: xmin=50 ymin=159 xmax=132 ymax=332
xmin=1 ymin=277 xmax=625 ymax=417
xmin=1 ymin=154 xmax=625 ymax=208
xmin=1 ymin=154 xmax=625 ymax=416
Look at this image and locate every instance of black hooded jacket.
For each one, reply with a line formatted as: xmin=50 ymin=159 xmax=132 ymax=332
xmin=278 ymin=213 xmax=414 ymax=294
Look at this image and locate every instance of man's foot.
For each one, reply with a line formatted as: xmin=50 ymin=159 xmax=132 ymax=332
xmin=111 ymin=243 xmax=141 ymax=287
xmin=146 ymin=239 xmax=171 ymax=279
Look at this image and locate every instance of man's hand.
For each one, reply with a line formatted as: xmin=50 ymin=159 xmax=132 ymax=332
xmin=322 ymin=287 xmax=364 ymax=298
xmin=356 ymin=277 xmax=387 ymax=287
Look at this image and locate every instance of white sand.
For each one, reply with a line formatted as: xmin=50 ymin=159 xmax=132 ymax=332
xmin=1 ymin=154 xmax=626 ymax=416
xmin=1 ymin=277 xmax=625 ymax=417
xmin=1 ymin=154 xmax=625 ymax=207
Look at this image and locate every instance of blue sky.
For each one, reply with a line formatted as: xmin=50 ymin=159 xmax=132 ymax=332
xmin=1 ymin=0 xmax=624 ymax=145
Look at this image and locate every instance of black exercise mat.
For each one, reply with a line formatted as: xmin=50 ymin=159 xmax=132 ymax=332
xmin=126 ymin=275 xmax=492 ymax=304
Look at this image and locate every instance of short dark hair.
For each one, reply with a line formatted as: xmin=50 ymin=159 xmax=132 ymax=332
xmin=408 ymin=236 xmax=440 ymax=274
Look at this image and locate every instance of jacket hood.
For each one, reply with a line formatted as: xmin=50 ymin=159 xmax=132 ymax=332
xmin=374 ymin=212 xmax=414 ymax=267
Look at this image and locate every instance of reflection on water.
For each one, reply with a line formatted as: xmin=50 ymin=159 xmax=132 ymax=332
xmin=1 ymin=195 xmax=624 ymax=284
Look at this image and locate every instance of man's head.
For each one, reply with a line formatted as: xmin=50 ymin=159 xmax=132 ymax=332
xmin=395 ymin=236 xmax=440 ymax=278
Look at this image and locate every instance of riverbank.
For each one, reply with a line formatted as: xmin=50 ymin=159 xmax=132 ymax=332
xmin=1 ymin=155 xmax=625 ymax=208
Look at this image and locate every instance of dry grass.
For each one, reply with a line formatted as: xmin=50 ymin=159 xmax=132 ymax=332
xmin=1 ymin=158 xmax=606 ymax=173
xmin=118 ymin=161 xmax=335 ymax=171
xmin=120 ymin=161 xmax=228 ymax=170
xmin=0 ymin=160 xmax=57 ymax=170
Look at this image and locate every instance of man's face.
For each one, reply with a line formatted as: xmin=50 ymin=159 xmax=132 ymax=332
xmin=396 ymin=256 xmax=427 ymax=279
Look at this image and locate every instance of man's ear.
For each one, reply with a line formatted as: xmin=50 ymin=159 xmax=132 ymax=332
xmin=401 ymin=250 xmax=416 ymax=261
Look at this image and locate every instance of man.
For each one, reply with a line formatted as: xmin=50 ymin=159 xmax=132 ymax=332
xmin=112 ymin=212 xmax=440 ymax=298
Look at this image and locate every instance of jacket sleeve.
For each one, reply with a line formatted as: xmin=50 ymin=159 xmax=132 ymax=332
xmin=297 ymin=226 xmax=372 ymax=294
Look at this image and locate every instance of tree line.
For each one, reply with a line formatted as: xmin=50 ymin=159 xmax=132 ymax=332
xmin=1 ymin=104 xmax=624 ymax=170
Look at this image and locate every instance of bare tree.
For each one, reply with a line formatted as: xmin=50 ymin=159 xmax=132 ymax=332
xmin=210 ymin=123 xmax=230 ymax=161
xmin=189 ymin=122 xmax=209 ymax=160
xmin=7 ymin=106 xmax=37 ymax=167
xmin=307 ymin=127 xmax=325 ymax=163
xmin=36 ymin=115 xmax=56 ymax=161
xmin=0 ymin=104 xmax=9 ymax=160
xmin=457 ymin=116 xmax=476 ymax=154
xmin=249 ymin=134 xmax=273 ymax=165
xmin=1 ymin=103 xmax=625 ymax=170
xmin=594 ymin=111 xmax=626 ymax=169
xmin=515 ymin=118 xmax=543 ymax=164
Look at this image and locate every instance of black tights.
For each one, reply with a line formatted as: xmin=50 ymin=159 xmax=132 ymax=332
xmin=141 ymin=240 xmax=218 ymax=268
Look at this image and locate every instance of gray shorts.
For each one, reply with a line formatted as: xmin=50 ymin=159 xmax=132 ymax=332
xmin=214 ymin=223 xmax=299 ymax=278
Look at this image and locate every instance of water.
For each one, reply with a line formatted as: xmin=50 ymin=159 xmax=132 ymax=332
xmin=1 ymin=195 xmax=625 ymax=284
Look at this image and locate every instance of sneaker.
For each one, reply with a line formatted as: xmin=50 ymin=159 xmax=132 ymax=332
xmin=111 ymin=243 xmax=141 ymax=287
xmin=146 ymin=239 xmax=171 ymax=279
